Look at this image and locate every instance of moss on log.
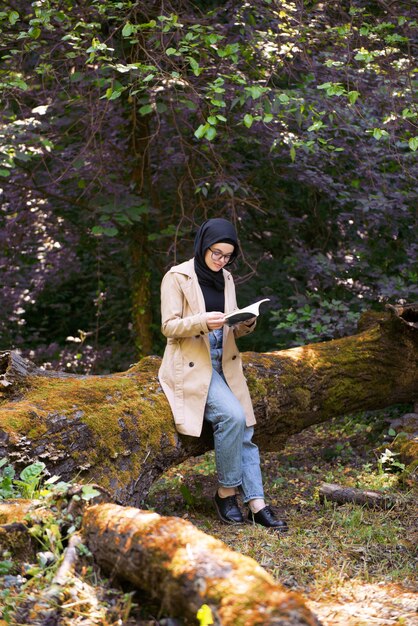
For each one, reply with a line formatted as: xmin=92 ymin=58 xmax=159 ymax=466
xmin=82 ymin=502 xmax=321 ymax=626
xmin=0 ymin=303 xmax=417 ymax=504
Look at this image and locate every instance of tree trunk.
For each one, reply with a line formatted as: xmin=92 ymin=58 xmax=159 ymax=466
xmin=82 ymin=502 xmax=320 ymax=626
xmin=1 ymin=304 xmax=417 ymax=505
xmin=126 ymin=6 xmax=162 ymax=359
xmin=129 ymin=222 xmax=154 ymax=356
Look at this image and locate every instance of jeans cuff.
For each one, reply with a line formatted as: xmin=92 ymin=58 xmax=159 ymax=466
xmin=218 ymin=481 xmax=242 ymax=489
xmin=242 ymin=493 xmax=264 ymax=504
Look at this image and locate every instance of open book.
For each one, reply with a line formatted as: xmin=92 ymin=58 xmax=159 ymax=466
xmin=224 ymin=298 xmax=270 ymax=326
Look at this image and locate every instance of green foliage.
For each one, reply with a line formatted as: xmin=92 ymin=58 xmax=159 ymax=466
xmin=271 ymin=293 xmax=362 ymax=348
xmin=12 ymin=461 xmax=46 ymax=499
xmin=0 ymin=458 xmax=83 ymax=501
xmin=0 ymin=0 xmax=416 ymax=368
xmin=377 ymin=449 xmax=406 ymax=475
xmin=0 ymin=559 xmax=13 ymax=575
xmin=0 ymin=459 xmax=16 ymax=499
xmin=0 ymin=459 xmax=57 ymax=500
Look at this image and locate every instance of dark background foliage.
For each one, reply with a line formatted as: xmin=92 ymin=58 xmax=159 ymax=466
xmin=0 ymin=0 xmax=417 ymax=373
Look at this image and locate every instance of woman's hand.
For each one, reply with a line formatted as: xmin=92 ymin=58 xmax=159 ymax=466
xmin=206 ymin=311 xmax=226 ymax=330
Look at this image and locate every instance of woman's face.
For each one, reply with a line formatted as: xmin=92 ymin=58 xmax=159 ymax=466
xmin=204 ymin=242 xmax=235 ymax=272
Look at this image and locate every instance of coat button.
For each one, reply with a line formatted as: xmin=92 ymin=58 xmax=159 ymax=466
xmin=232 ymin=355 xmax=237 ymax=360
xmin=200 ymin=331 xmax=204 ymax=335
xmin=189 ymin=362 xmax=194 ymax=367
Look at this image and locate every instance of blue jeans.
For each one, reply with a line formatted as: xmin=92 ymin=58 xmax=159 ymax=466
xmin=204 ymin=329 xmax=264 ymax=503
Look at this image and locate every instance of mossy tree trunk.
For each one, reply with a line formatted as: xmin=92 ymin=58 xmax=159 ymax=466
xmin=1 ymin=304 xmax=417 ymax=505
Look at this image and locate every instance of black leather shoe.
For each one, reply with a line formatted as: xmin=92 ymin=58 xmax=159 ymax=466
xmin=214 ymin=491 xmax=244 ymax=524
xmin=248 ymin=506 xmax=288 ymax=532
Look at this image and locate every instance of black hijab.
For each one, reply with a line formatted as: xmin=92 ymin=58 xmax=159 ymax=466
xmin=193 ymin=218 xmax=239 ymax=311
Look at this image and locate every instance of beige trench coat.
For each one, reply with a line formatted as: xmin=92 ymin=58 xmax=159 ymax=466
xmin=158 ymin=258 xmax=257 ymax=437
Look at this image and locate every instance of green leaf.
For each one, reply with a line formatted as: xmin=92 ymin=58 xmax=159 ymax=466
xmin=104 ymin=227 xmax=118 ymax=236
xmin=205 ymin=126 xmax=217 ymax=140
xmin=372 ymin=128 xmax=388 ymax=140
xmin=354 ymin=49 xmax=375 ymax=63
xmin=246 ymin=85 xmax=266 ymax=99
xmin=290 ymin=146 xmax=296 ymax=162
xmin=207 ymin=116 xmax=217 ymax=125
xmin=408 ymin=136 xmax=418 ymax=151
xmin=110 ymin=89 xmax=123 ymax=100
xmin=29 ymin=26 xmax=41 ymax=39
xmin=317 ymin=82 xmax=332 ymax=90
xmin=81 ymin=485 xmax=102 ymax=501
xmin=189 ymin=57 xmax=202 ymax=76
xmin=348 ymin=90 xmax=360 ymax=105
xmin=183 ymin=99 xmax=197 ymax=110
xmin=401 ymin=108 xmax=416 ymax=120
xmin=122 ymin=22 xmax=134 ymax=37
xmin=20 ymin=461 xmax=45 ymax=484
xmin=166 ymin=47 xmax=177 ymax=56
xmin=278 ymin=93 xmax=290 ymax=103
xmin=139 ymin=103 xmax=153 ymax=115
xmin=0 ymin=169 xmax=10 ymax=177
xmin=243 ymin=113 xmax=253 ymax=128
xmin=210 ymin=99 xmax=226 ymax=107
xmin=194 ymin=124 xmax=208 ymax=139
xmin=8 ymin=10 xmax=19 ymax=25
xmin=307 ymin=120 xmax=324 ymax=132
xmin=138 ymin=19 xmax=156 ymax=30
xmin=12 ymin=78 xmax=28 ymax=90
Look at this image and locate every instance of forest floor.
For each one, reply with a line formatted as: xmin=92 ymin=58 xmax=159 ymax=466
xmin=147 ymin=407 xmax=417 ymax=626
xmin=1 ymin=407 xmax=417 ymax=625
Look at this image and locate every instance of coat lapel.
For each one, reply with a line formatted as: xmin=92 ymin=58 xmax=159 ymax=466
xmin=180 ymin=259 xmax=205 ymax=315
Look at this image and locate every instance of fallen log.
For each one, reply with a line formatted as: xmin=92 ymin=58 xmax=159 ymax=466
xmin=0 ymin=303 xmax=417 ymax=504
xmin=82 ymin=502 xmax=321 ymax=626
xmin=0 ymin=521 xmax=35 ymax=564
xmin=0 ymin=497 xmax=321 ymax=625
xmin=318 ymin=483 xmax=398 ymax=509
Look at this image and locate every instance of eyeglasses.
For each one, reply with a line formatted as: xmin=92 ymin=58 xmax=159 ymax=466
xmin=209 ymin=247 xmax=234 ymax=263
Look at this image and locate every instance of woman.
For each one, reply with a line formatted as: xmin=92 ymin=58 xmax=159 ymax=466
xmin=158 ymin=218 xmax=287 ymax=530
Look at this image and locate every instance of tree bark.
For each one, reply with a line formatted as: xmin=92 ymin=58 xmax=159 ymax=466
xmin=318 ymin=483 xmax=398 ymax=509
xmin=82 ymin=502 xmax=320 ymax=626
xmin=0 ymin=304 xmax=417 ymax=505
